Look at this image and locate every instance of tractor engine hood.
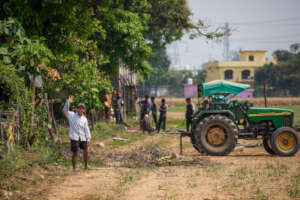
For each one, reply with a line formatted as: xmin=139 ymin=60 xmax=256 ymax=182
xmin=247 ymin=107 xmax=293 ymax=116
xmin=247 ymin=107 xmax=294 ymax=128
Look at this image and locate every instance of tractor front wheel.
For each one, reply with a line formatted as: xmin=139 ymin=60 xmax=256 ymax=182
xmin=194 ymin=115 xmax=238 ymax=156
xmin=271 ymin=127 xmax=300 ymax=156
xmin=263 ymin=135 xmax=275 ymax=155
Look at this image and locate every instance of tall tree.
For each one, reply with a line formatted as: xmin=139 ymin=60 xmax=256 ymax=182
xmin=255 ymin=45 xmax=300 ymax=96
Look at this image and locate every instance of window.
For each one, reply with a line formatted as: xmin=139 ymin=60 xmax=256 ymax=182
xmin=249 ymin=55 xmax=254 ymax=61
xmin=224 ymin=70 xmax=233 ymax=79
xmin=242 ymin=70 xmax=250 ymax=79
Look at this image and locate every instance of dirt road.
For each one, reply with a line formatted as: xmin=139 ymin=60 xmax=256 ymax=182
xmin=46 ymin=131 xmax=300 ymax=200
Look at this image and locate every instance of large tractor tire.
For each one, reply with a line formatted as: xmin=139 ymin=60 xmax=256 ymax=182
xmin=193 ymin=115 xmax=238 ymax=156
xmin=263 ymin=135 xmax=275 ymax=155
xmin=271 ymin=127 xmax=300 ymax=156
xmin=191 ymin=134 xmax=204 ymax=153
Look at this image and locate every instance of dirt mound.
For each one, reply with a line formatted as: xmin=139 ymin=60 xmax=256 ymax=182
xmin=96 ymin=146 xmax=213 ymax=168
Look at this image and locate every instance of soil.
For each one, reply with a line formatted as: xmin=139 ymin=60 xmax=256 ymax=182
xmin=43 ymin=130 xmax=300 ymax=200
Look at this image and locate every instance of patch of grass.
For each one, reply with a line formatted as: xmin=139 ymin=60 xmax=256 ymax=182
xmin=80 ymin=194 xmax=101 ymax=200
xmin=92 ymin=122 xmax=123 ymax=140
xmin=162 ymin=193 xmax=177 ymax=200
xmin=167 ymin=119 xmax=185 ymax=129
xmin=186 ymin=180 xmax=197 ymax=189
xmin=288 ymin=174 xmax=300 ymax=199
xmin=254 ymin=188 xmax=268 ymax=200
xmin=234 ymin=167 xmax=248 ymax=179
xmin=0 ymin=142 xmax=70 ymax=191
xmin=201 ymin=165 xmax=223 ymax=177
xmin=265 ymin=162 xmax=288 ymax=177
xmin=168 ymin=106 xmax=186 ymax=112
xmin=0 ymin=147 xmax=28 ymax=180
xmin=116 ymin=171 xmax=135 ymax=192
xmin=106 ymin=133 xmax=148 ymax=149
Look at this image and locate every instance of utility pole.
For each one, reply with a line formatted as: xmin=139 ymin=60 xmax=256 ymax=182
xmin=223 ymin=22 xmax=231 ymax=61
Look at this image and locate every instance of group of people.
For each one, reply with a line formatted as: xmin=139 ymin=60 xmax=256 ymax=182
xmin=62 ymin=93 xmax=196 ymax=171
xmin=139 ymin=95 xmax=168 ymax=133
xmin=139 ymin=95 xmax=195 ymax=133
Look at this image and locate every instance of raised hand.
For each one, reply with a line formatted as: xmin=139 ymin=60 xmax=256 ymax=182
xmin=68 ymin=96 xmax=74 ymax=103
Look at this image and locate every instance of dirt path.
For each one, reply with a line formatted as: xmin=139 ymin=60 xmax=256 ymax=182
xmin=46 ymin=130 xmax=300 ymax=200
xmin=47 ymin=168 xmax=120 ymax=200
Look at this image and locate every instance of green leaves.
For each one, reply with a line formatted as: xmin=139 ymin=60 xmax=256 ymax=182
xmin=56 ymin=54 xmax=112 ymax=112
xmin=255 ymin=47 xmax=300 ymax=96
xmin=0 ymin=47 xmax=8 ymax=55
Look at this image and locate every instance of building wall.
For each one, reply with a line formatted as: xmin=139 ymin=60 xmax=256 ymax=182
xmin=240 ymin=51 xmax=266 ymax=63
xmin=205 ymin=51 xmax=269 ymax=83
xmin=111 ymin=65 xmax=138 ymax=116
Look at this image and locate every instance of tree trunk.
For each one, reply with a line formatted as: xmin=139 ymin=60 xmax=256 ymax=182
xmin=28 ymin=78 xmax=36 ymax=147
xmin=44 ymin=96 xmax=55 ymax=141
xmin=49 ymin=100 xmax=58 ymax=136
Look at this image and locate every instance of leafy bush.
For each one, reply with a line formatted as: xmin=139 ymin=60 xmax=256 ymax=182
xmin=0 ymin=147 xmax=27 ymax=179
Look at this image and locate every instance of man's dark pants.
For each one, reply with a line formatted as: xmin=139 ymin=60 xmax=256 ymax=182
xmin=152 ymin=112 xmax=157 ymax=128
xmin=71 ymin=140 xmax=88 ymax=152
xmin=114 ymin=108 xmax=121 ymax=124
xmin=186 ymin=118 xmax=193 ymax=132
xmin=157 ymin=116 xmax=166 ymax=133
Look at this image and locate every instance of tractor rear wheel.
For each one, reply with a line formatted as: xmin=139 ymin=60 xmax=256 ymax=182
xmin=263 ymin=135 xmax=275 ymax=155
xmin=191 ymin=134 xmax=204 ymax=153
xmin=271 ymin=127 xmax=300 ymax=156
xmin=194 ymin=115 xmax=238 ymax=156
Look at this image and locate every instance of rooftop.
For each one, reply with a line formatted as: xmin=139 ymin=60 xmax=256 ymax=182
xmin=240 ymin=50 xmax=267 ymax=53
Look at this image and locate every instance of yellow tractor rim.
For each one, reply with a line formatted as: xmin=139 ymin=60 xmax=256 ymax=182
xmin=276 ymin=132 xmax=296 ymax=152
xmin=206 ymin=126 xmax=226 ymax=146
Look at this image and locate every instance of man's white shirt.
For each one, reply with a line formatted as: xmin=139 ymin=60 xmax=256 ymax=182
xmin=63 ymin=100 xmax=91 ymax=141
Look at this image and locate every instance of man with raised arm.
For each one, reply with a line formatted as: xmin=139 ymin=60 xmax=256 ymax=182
xmin=63 ymin=96 xmax=91 ymax=171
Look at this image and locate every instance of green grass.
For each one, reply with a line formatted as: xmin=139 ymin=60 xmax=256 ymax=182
xmin=106 ymin=133 xmax=148 ymax=149
xmin=167 ymin=119 xmax=185 ymax=129
xmin=0 ymin=143 xmax=72 ymax=191
xmin=288 ymin=174 xmax=300 ymax=199
xmin=92 ymin=122 xmax=124 ymax=140
xmin=168 ymin=106 xmax=186 ymax=112
xmin=264 ymin=162 xmax=288 ymax=177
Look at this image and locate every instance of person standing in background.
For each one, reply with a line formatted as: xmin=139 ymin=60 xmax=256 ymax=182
xmin=150 ymin=97 xmax=158 ymax=129
xmin=157 ymin=98 xmax=168 ymax=133
xmin=103 ymin=94 xmax=111 ymax=121
xmin=117 ymin=92 xmax=124 ymax=124
xmin=139 ymin=95 xmax=150 ymax=121
xmin=185 ymin=98 xmax=195 ymax=132
xmin=63 ymin=96 xmax=91 ymax=171
xmin=112 ymin=90 xmax=120 ymax=124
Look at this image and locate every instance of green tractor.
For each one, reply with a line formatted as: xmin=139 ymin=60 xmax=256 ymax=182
xmin=190 ymin=80 xmax=300 ymax=156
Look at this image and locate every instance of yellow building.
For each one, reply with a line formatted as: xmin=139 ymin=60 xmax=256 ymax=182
xmin=205 ymin=50 xmax=272 ymax=83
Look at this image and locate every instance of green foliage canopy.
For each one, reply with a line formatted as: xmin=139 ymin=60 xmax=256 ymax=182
xmin=255 ymin=45 xmax=300 ymax=96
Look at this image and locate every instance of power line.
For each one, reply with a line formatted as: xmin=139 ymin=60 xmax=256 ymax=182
xmin=216 ymin=16 xmax=300 ymax=25
xmin=231 ymin=40 xmax=300 ymax=44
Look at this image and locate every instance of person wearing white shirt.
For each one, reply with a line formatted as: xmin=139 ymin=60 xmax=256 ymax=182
xmin=63 ymin=96 xmax=91 ymax=171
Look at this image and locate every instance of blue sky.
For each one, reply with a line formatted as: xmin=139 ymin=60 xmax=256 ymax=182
xmin=167 ymin=0 xmax=300 ymax=70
